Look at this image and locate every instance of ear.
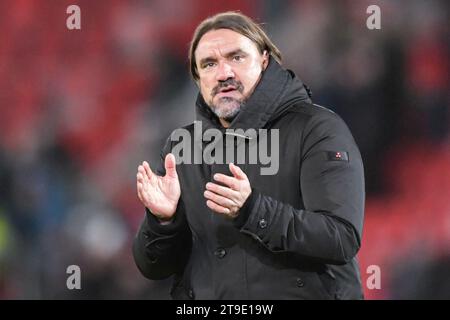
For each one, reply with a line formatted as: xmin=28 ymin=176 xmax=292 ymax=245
xmin=262 ymin=50 xmax=269 ymax=70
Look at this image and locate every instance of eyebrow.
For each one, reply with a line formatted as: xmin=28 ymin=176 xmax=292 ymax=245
xmin=198 ymin=49 xmax=248 ymax=68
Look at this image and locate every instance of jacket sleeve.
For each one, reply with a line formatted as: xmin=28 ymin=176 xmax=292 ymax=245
xmin=234 ymin=111 xmax=365 ymax=265
xmin=132 ymin=137 xmax=192 ymax=280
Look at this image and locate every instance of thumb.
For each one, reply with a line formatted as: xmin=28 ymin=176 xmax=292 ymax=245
xmin=165 ymin=153 xmax=178 ymax=179
xmin=229 ymin=162 xmax=246 ymax=180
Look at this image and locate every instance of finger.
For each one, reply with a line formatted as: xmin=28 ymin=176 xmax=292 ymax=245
xmin=206 ymin=182 xmax=240 ymax=199
xmin=165 ymin=153 xmax=178 ymax=179
xmin=229 ymin=162 xmax=247 ymax=180
xmin=137 ymin=181 xmax=154 ymax=205
xmin=213 ymin=173 xmax=239 ymax=190
xmin=137 ymin=180 xmax=145 ymax=194
xmin=138 ymin=166 xmax=149 ymax=185
xmin=206 ymin=200 xmax=230 ymax=215
xmin=142 ymin=161 xmax=153 ymax=180
xmin=204 ymin=190 xmax=236 ymax=208
xmin=137 ymin=182 xmax=144 ymax=201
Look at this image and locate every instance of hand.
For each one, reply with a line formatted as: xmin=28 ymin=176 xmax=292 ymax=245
xmin=136 ymin=153 xmax=180 ymax=221
xmin=204 ymin=163 xmax=252 ymax=218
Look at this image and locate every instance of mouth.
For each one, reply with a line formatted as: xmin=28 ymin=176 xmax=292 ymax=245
xmin=216 ymin=86 xmax=239 ymax=98
xmin=219 ymin=86 xmax=237 ymax=93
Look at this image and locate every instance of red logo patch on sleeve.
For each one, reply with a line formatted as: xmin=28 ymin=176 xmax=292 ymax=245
xmin=326 ymin=151 xmax=349 ymax=161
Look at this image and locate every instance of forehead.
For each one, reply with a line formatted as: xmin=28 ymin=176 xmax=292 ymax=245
xmin=195 ymin=28 xmax=259 ymax=60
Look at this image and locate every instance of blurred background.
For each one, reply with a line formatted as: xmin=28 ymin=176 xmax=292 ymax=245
xmin=0 ymin=0 xmax=448 ymax=299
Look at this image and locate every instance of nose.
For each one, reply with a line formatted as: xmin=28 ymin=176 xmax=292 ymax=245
xmin=215 ymin=61 xmax=235 ymax=81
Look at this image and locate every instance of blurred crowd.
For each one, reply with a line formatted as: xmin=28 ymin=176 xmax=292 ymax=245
xmin=0 ymin=0 xmax=448 ymax=299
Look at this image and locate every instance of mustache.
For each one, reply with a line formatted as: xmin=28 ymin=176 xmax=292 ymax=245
xmin=211 ymin=79 xmax=244 ymax=97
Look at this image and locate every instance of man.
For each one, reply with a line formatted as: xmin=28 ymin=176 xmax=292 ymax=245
xmin=133 ymin=11 xmax=365 ymax=299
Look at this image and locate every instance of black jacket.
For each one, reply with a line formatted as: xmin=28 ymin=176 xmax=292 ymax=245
xmin=133 ymin=58 xmax=365 ymax=300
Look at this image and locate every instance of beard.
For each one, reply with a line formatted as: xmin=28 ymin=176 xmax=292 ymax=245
xmin=210 ymin=96 xmax=245 ymax=123
xmin=209 ymin=79 xmax=245 ymax=123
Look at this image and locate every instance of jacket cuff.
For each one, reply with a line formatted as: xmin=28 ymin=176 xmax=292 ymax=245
xmin=145 ymin=201 xmax=186 ymax=236
xmin=233 ymin=188 xmax=259 ymax=229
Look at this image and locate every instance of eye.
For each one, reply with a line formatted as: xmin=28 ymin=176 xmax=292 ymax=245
xmin=232 ymin=55 xmax=243 ymax=62
xmin=203 ymin=62 xmax=216 ymax=69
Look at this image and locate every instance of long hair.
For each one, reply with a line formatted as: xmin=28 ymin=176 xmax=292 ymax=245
xmin=188 ymin=11 xmax=282 ymax=81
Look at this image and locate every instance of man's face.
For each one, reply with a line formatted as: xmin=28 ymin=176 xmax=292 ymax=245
xmin=195 ymin=29 xmax=268 ymax=123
